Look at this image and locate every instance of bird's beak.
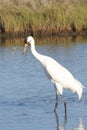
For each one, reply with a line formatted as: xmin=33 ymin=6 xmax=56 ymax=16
xmin=23 ymin=43 xmax=29 ymax=53
xmin=23 ymin=38 xmax=28 ymax=53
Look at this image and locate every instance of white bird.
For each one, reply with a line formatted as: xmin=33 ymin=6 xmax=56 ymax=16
xmin=24 ymin=36 xmax=83 ymax=113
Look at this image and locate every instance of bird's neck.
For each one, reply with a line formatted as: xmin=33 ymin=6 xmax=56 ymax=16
xmin=31 ymin=41 xmax=44 ymax=65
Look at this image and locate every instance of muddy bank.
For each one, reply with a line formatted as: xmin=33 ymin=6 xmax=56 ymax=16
xmin=0 ymin=25 xmax=87 ymax=38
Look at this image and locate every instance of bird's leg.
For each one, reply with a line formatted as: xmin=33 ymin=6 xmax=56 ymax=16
xmin=54 ymin=110 xmax=59 ymax=130
xmin=54 ymin=94 xmax=58 ymax=112
xmin=62 ymin=96 xmax=67 ymax=120
xmin=54 ymin=86 xmax=58 ymax=112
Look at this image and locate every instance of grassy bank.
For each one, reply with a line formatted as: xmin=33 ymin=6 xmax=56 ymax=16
xmin=0 ymin=0 xmax=87 ymax=37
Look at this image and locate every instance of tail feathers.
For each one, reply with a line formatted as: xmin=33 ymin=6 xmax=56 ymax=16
xmin=77 ymin=87 xmax=83 ymax=100
xmin=55 ymin=79 xmax=84 ymax=100
xmin=75 ymin=79 xmax=84 ymax=99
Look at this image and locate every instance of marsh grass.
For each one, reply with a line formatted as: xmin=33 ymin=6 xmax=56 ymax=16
xmin=0 ymin=0 xmax=87 ymax=37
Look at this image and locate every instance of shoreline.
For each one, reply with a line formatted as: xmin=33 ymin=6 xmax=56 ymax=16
xmin=0 ymin=29 xmax=87 ymax=39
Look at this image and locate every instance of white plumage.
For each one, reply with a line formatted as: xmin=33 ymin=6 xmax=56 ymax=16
xmin=42 ymin=56 xmax=83 ymax=99
xmin=24 ymin=36 xmax=83 ymax=112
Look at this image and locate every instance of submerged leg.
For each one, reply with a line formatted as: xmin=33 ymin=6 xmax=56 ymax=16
xmin=62 ymin=96 xmax=67 ymax=120
xmin=54 ymin=110 xmax=67 ymax=130
xmin=54 ymin=86 xmax=58 ymax=112
xmin=54 ymin=110 xmax=59 ymax=130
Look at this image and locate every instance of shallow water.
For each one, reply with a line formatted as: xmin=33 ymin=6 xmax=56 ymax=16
xmin=0 ymin=36 xmax=87 ymax=130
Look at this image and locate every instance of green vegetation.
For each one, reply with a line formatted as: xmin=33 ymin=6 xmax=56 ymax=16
xmin=0 ymin=0 xmax=87 ymax=37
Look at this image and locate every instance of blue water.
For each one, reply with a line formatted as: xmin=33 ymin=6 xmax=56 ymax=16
xmin=0 ymin=37 xmax=87 ymax=130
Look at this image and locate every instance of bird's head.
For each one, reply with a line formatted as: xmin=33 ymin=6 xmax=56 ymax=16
xmin=24 ymin=36 xmax=34 ymax=53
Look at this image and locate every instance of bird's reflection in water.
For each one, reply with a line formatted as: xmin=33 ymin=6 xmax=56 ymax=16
xmin=54 ymin=111 xmax=84 ymax=130
xmin=54 ymin=111 xmax=59 ymax=130
xmin=73 ymin=119 xmax=84 ymax=130
xmin=54 ymin=110 xmax=67 ymax=130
